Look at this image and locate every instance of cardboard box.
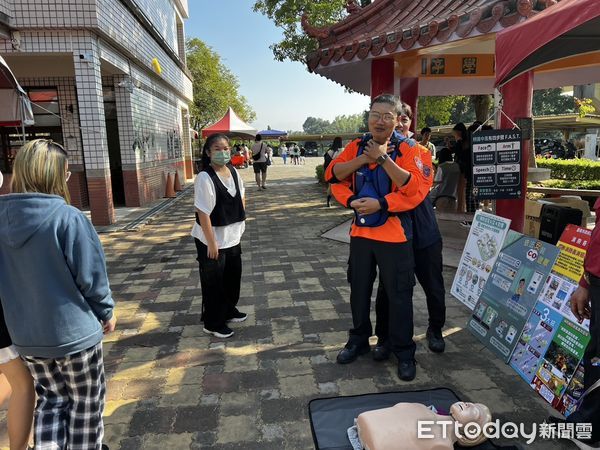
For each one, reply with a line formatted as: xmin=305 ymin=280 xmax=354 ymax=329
xmin=524 ymin=200 xmax=544 ymax=238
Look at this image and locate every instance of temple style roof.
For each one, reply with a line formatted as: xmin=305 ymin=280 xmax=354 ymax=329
xmin=303 ymin=0 xmax=560 ymax=71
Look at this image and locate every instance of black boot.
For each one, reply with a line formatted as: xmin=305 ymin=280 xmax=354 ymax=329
xmin=327 ymin=195 xmax=332 ymax=207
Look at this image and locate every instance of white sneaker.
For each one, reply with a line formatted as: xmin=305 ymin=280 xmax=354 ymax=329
xmin=203 ymin=326 xmax=234 ymax=338
xmin=227 ymin=311 xmax=248 ymax=323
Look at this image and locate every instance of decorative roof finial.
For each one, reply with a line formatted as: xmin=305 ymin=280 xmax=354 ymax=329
xmin=301 ymin=13 xmax=332 ymax=40
xmin=346 ymin=0 xmax=362 ymax=15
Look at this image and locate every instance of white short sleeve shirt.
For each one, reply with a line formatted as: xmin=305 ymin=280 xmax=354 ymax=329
xmin=191 ymin=168 xmax=246 ymax=249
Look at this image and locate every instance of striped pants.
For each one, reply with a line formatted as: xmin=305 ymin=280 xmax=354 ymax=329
xmin=22 ymin=343 xmax=105 ymax=450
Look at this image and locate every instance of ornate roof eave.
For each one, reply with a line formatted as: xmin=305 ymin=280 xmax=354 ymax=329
xmin=304 ymin=0 xmax=561 ymax=73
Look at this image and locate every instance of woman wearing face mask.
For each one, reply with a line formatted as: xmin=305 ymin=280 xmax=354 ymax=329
xmin=192 ymin=134 xmax=247 ymax=338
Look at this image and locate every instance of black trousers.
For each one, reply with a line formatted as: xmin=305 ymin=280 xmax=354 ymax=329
xmin=347 ymin=237 xmax=416 ymax=361
xmin=567 ymin=280 xmax=600 ymax=442
xmin=376 ymin=239 xmax=446 ymax=340
xmin=194 ymin=239 xmax=242 ymax=330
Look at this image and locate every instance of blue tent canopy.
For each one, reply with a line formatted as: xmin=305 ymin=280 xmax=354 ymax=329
xmin=257 ymin=129 xmax=287 ymax=138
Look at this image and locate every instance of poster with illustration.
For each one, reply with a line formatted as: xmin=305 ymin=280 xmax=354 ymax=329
xmin=538 ymin=225 xmax=592 ymax=328
xmin=452 ymin=211 xmax=511 ymax=310
xmin=507 ymin=226 xmax=592 ymax=416
xmin=468 ymin=235 xmax=560 ymax=361
xmin=554 ymin=363 xmax=586 ymax=416
xmin=510 ymin=303 xmax=561 ymax=383
xmin=531 ymin=319 xmax=590 ymax=408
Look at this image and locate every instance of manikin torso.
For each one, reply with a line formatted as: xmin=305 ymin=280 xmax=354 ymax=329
xmin=356 ymin=402 xmax=491 ymax=450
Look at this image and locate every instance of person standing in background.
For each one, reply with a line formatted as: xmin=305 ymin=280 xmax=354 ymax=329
xmin=429 ymin=147 xmax=460 ymax=212
xmin=451 ymin=123 xmax=469 ymax=216
xmin=556 ymin=197 xmax=600 ymax=446
xmin=280 ymin=142 xmax=288 ymax=165
xmin=251 ymin=134 xmax=269 ymax=190
xmin=420 ymin=127 xmax=436 ymax=159
xmin=324 ymin=137 xmax=343 ymax=207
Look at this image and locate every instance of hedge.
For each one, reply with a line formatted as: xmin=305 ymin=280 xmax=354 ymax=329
xmin=534 ymin=179 xmax=600 ymax=190
xmin=316 ymin=164 xmax=326 ymax=184
xmin=535 ymin=158 xmax=600 ymax=181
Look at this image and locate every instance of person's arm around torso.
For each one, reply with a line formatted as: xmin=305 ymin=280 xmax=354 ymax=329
xmin=326 ymin=139 xmax=370 ymax=183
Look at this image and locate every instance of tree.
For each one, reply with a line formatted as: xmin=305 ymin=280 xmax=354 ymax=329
xmin=186 ymin=38 xmax=256 ymax=130
xmin=302 ymin=113 xmax=365 ymax=134
xmin=302 ymin=116 xmax=331 ymax=134
xmin=252 ymin=0 xmax=347 ymax=63
xmin=417 ymin=96 xmax=466 ymax=130
xmin=471 ymin=95 xmax=492 ymax=122
xmin=329 ymin=114 xmax=364 ymax=133
xmin=532 ymin=88 xmax=574 ymax=116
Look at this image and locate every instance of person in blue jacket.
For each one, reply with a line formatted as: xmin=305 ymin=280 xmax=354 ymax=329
xmin=0 ymin=170 xmax=35 ymax=450
xmin=0 ymin=139 xmax=116 ymax=450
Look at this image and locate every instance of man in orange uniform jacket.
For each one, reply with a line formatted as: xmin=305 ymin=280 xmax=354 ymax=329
xmin=325 ymin=94 xmax=432 ymax=381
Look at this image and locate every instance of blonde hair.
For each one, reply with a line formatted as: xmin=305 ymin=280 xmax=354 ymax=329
xmin=11 ymin=139 xmax=71 ymax=203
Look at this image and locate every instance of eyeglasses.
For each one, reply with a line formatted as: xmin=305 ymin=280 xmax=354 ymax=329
xmin=368 ymin=111 xmax=396 ymax=123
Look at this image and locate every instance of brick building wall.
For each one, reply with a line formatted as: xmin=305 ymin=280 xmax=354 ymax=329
xmin=0 ymin=0 xmax=192 ymax=225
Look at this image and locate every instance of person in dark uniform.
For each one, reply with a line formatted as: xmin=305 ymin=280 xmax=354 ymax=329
xmin=551 ymin=197 xmax=600 ymax=446
xmin=370 ymin=104 xmax=446 ymax=363
xmin=325 ymin=94 xmax=430 ymax=381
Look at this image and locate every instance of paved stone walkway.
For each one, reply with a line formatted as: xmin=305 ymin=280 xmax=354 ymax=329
xmin=0 ymin=158 xmax=574 ymax=449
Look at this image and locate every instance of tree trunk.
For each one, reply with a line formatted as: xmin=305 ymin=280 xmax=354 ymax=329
xmin=471 ymin=94 xmax=492 ymax=123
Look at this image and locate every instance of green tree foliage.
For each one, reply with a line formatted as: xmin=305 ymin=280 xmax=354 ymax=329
xmin=302 ymin=116 xmax=331 ymax=134
xmin=253 ymin=0 xmax=347 ymax=63
xmin=532 ymin=88 xmax=574 ymax=116
xmin=329 ymin=114 xmax=365 ymax=133
xmin=417 ymin=96 xmax=478 ymax=129
xmin=186 ymin=38 xmax=256 ymax=130
xmin=302 ymin=113 xmax=365 ymax=134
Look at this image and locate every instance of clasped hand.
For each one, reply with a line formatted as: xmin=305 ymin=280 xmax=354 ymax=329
xmin=350 ymin=198 xmax=381 ymax=215
xmin=362 ymin=139 xmax=388 ymax=162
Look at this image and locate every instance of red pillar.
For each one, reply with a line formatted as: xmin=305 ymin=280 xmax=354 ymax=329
xmin=399 ymin=77 xmax=419 ymax=133
xmin=496 ymin=71 xmax=534 ymax=232
xmin=371 ymin=59 xmax=394 ymax=99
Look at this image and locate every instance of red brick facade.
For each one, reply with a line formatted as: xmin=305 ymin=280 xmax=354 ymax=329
xmin=68 ymin=171 xmax=89 ymax=209
xmin=123 ymin=159 xmax=186 ymax=208
xmin=87 ymin=175 xmax=116 ymax=226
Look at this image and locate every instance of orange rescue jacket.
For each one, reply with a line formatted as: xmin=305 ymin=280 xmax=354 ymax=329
xmin=325 ymin=138 xmax=432 ymax=243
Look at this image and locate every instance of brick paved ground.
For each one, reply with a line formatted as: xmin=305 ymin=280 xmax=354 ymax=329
xmin=0 ymin=158 xmax=575 ymax=449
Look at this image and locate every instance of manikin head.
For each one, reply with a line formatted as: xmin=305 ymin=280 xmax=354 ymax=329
xmin=449 ymin=402 xmax=492 ymax=447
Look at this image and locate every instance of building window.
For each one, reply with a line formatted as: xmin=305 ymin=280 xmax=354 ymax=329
xmin=0 ymin=88 xmax=63 ymax=173
xmin=176 ymin=14 xmax=186 ymax=64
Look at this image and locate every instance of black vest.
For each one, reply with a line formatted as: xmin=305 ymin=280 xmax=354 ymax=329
xmin=196 ymin=165 xmax=246 ymax=227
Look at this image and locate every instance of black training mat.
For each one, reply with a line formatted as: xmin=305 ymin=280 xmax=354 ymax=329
xmin=308 ymin=388 xmax=507 ymax=450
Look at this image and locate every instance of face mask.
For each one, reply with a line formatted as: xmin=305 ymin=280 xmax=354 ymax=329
xmin=211 ymin=150 xmax=231 ymax=166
